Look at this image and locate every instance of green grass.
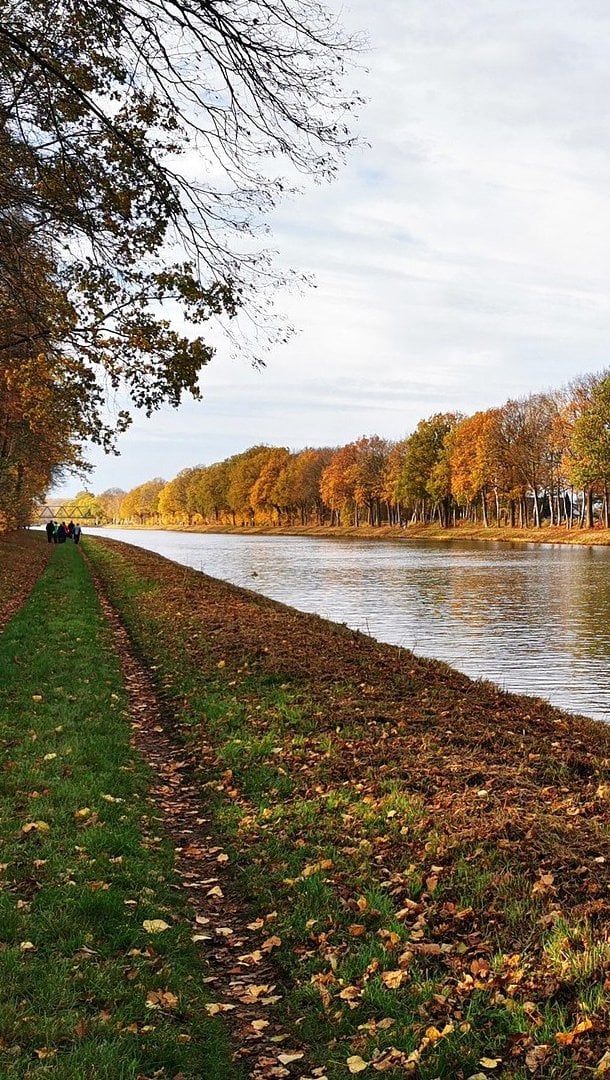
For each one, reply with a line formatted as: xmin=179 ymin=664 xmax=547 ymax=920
xmin=0 ymin=543 xmax=239 ymax=1079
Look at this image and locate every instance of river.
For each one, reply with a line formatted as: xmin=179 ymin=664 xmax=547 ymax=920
xmin=85 ymin=528 xmax=610 ymax=723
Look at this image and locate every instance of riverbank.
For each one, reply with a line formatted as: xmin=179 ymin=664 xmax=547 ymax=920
xmin=100 ymin=520 xmax=610 ymax=547
xmin=82 ymin=533 xmax=610 ymax=1079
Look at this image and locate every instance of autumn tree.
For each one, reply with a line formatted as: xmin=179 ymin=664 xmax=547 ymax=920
xmin=97 ymin=488 xmax=126 ymax=524
xmin=570 ymin=374 xmax=610 ymax=527
xmin=158 ymin=469 xmax=199 ymax=525
xmin=0 ymin=352 xmax=91 ymax=529
xmin=186 ymin=462 xmax=232 ymax=524
xmin=250 ymin=448 xmax=292 ymax=524
xmin=63 ymin=490 xmax=107 ymax=523
xmin=398 ymin=414 xmax=460 ymax=525
xmin=0 ymin=0 xmax=361 ymax=445
xmin=450 ymin=410 xmax=502 ymax=526
xmin=226 ymin=446 xmax=277 ymax=525
xmin=495 ymin=394 xmax=558 ymax=528
xmin=320 ymin=443 xmax=359 ymax=525
xmin=278 ymin=448 xmax=334 ymax=524
xmin=120 ymin=479 xmax=166 ymax=524
xmin=351 ymin=436 xmax=391 ymax=526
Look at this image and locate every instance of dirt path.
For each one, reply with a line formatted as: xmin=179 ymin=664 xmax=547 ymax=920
xmin=87 ymin=556 xmax=311 ymax=1079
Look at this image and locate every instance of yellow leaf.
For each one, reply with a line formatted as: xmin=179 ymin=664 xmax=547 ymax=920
xmin=261 ymin=935 xmax=282 ymax=951
xmin=277 ymin=1052 xmax=305 ymax=1064
xmin=32 ymin=695 xmax=43 ymax=703
xmin=479 ymin=1057 xmax=501 ymax=1068
xmin=595 ymin=1050 xmax=610 ymax=1075
xmin=147 ymin=989 xmax=178 ymax=1009
xmin=19 ymin=941 xmax=36 ymax=952
xmin=142 ymin=919 xmax=170 ymax=933
xmin=204 ymin=1002 xmax=236 ymax=1015
xmin=21 ymin=820 xmax=50 ymax=835
xmin=347 ymin=1056 xmax=369 ymax=1073
xmin=381 ymin=970 xmax=405 ymax=989
xmin=207 ymin=886 xmax=223 ymax=898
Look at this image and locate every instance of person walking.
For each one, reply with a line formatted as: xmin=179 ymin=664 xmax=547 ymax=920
xmin=73 ymin=523 xmax=82 ymax=544
xmin=45 ymin=520 xmax=54 ymax=543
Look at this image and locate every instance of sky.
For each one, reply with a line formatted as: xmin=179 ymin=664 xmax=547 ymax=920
xmin=53 ymin=0 xmax=610 ymax=498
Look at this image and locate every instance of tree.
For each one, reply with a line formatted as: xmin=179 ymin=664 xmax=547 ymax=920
xmin=0 ymin=0 xmax=361 ymax=437
xmin=97 ymin=488 xmax=126 ymax=524
xmin=250 ymin=448 xmax=292 ymax=524
xmin=120 ymin=479 xmax=166 ymax=524
xmin=398 ymin=414 xmax=460 ymax=524
xmin=186 ymin=462 xmax=232 ymax=524
xmin=495 ymin=395 xmax=557 ymax=528
xmin=351 ymin=436 xmax=391 ymax=526
xmin=278 ymin=448 xmax=333 ymax=524
xmin=226 ymin=446 xmax=277 ymax=524
xmin=450 ymin=410 xmax=502 ymax=526
xmin=320 ymin=443 xmax=359 ymax=525
xmin=158 ymin=469 xmax=198 ymax=524
xmin=0 ymin=351 xmax=91 ymax=528
xmin=571 ymin=374 xmax=610 ymax=527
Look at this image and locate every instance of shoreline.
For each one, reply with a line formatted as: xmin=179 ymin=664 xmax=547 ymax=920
xmin=94 ymin=519 xmax=610 ymax=547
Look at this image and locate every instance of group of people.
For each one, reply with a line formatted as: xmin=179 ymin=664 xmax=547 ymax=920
xmin=45 ymin=520 xmax=82 ymax=544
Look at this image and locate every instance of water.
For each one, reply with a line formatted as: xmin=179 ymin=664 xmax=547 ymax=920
xmin=86 ymin=528 xmax=610 ymax=722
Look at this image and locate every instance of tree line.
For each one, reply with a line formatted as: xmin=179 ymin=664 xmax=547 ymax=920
xmin=0 ymin=0 xmax=358 ymax=531
xmin=61 ymin=369 xmax=610 ymax=531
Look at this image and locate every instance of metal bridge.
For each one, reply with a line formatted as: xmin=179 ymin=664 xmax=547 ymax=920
xmin=31 ymin=504 xmax=100 ymax=524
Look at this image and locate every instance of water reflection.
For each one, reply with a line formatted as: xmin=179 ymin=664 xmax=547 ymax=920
xmin=87 ymin=528 xmax=610 ymax=722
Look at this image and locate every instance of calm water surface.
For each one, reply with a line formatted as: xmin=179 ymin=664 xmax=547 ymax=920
xmin=88 ymin=528 xmax=610 ymax=722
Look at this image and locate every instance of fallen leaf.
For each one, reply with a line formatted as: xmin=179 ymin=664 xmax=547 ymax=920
xmin=381 ymin=970 xmax=405 ymax=989
xmin=262 ymin=935 xmax=282 ymax=951
xmin=347 ymin=1056 xmax=369 ymax=1074
xmin=142 ymin=919 xmax=171 ymax=933
xmin=595 ymin=1051 xmax=610 ymax=1076
xmin=524 ymin=1045 xmax=550 ymax=1071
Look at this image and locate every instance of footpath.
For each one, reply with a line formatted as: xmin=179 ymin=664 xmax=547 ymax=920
xmin=2 ymin=533 xmax=610 ymax=1078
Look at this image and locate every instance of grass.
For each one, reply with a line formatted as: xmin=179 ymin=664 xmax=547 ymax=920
xmin=81 ymin=534 xmax=610 ymax=1078
xmin=0 ymin=542 xmax=239 ymax=1079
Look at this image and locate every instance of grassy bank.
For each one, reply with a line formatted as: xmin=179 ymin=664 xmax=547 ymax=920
xmin=0 ymin=542 xmax=237 ymax=1079
xmin=85 ymin=535 xmax=610 ymax=1079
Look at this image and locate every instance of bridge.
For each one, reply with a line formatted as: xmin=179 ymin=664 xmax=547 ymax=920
xmin=31 ymin=504 xmax=101 ymax=525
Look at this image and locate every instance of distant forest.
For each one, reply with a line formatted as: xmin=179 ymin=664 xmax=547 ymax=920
xmin=51 ymin=370 xmax=610 ymax=531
